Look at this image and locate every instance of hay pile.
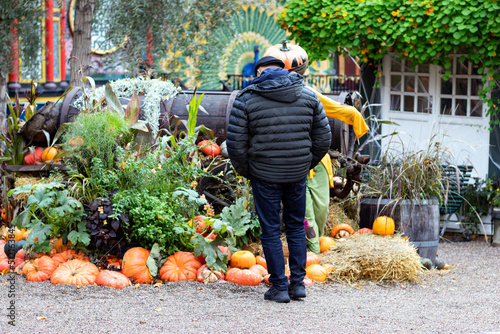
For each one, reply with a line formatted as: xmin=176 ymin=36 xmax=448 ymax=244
xmin=321 ymin=233 xmax=423 ymax=283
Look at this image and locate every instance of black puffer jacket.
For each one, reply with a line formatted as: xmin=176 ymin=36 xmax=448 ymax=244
xmin=226 ymin=71 xmax=331 ymax=182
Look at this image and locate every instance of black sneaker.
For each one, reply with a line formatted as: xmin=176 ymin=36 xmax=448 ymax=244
xmin=264 ymin=286 xmax=290 ymax=303
xmin=288 ymin=282 xmax=306 ymax=300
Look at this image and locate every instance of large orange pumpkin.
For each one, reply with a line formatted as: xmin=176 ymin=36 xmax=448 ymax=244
xmin=263 ymin=40 xmax=308 ymax=71
xmin=121 ymin=247 xmax=153 ymax=284
xmin=160 ymin=251 xmax=202 ymax=282
xmin=95 ymin=270 xmax=131 ymax=289
xmin=41 ymin=146 xmax=59 ymax=162
xmin=306 ymin=264 xmax=328 ymax=282
xmin=225 ymin=267 xmax=262 ymax=286
xmin=229 ymin=250 xmax=256 ymax=269
xmin=330 ymin=223 xmax=355 ymax=239
xmin=372 ymin=216 xmax=395 ymax=236
xmin=25 ymin=256 xmax=58 ymax=282
xmin=318 ymin=236 xmax=336 ymax=253
xmin=50 ymin=259 xmax=99 ymax=285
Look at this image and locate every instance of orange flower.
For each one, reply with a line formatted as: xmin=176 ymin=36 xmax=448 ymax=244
xmin=367 ymin=28 xmax=371 ymax=33
xmin=426 ymin=8 xmax=434 ymax=15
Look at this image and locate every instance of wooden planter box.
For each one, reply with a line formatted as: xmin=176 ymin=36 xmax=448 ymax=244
xmin=4 ymin=164 xmax=68 ymax=175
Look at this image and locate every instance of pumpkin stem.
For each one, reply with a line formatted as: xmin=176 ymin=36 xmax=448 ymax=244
xmin=280 ymin=40 xmax=291 ymax=52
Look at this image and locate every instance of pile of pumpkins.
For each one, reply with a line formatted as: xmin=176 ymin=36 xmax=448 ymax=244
xmin=23 ymin=146 xmax=59 ymax=165
xmin=0 ymin=217 xmax=396 ymax=289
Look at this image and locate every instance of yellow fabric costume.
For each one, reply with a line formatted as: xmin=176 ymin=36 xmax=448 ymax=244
xmin=304 ymin=87 xmax=369 ymax=253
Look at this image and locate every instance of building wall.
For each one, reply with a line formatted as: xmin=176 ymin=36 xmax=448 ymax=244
xmin=378 ymin=54 xmax=491 ymax=179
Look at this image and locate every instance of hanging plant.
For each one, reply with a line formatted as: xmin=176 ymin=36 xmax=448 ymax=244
xmin=278 ymin=0 xmax=500 ymax=116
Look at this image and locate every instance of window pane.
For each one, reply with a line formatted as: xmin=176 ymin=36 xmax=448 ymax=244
xmin=418 ymin=76 xmax=429 ymax=93
xmin=391 ymin=75 xmax=402 ymax=91
xmin=441 ymin=98 xmax=452 ymax=115
xmin=404 ymin=96 xmax=414 ymax=112
xmin=456 ymin=58 xmax=468 ymax=75
xmin=418 ymin=64 xmax=429 ymax=73
xmin=391 ymin=60 xmax=401 ymax=72
xmin=471 ymin=100 xmax=482 ymax=117
xmin=455 ymin=99 xmax=467 ymax=116
xmin=417 ymin=96 xmax=431 ymax=113
xmin=456 ymin=78 xmax=468 ymax=95
xmin=441 ymin=78 xmax=452 ymax=94
xmin=404 ymin=76 xmax=415 ymax=92
xmin=390 ymin=95 xmax=401 ymax=111
xmin=472 ymin=63 xmax=480 ymax=75
xmin=471 ymin=79 xmax=483 ymax=96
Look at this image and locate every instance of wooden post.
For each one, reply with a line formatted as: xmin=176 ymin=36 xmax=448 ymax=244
xmin=146 ymin=28 xmax=153 ymax=67
xmin=60 ymin=0 xmax=68 ymax=87
xmin=8 ymin=19 xmax=21 ymax=90
xmin=45 ymin=0 xmax=57 ymax=89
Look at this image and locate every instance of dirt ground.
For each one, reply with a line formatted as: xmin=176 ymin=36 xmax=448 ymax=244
xmin=1 ymin=237 xmax=499 ymax=334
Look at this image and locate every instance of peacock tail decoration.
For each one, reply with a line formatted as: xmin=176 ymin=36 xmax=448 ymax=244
xmin=156 ymin=0 xmax=337 ymax=90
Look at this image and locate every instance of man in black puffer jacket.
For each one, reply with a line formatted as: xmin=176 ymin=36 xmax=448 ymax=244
xmin=226 ymin=56 xmax=331 ymax=303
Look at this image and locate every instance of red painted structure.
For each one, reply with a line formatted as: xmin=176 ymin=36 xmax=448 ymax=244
xmin=45 ymin=0 xmax=57 ymax=89
xmin=8 ymin=19 xmax=21 ymax=90
xmin=8 ymin=0 xmax=68 ymax=95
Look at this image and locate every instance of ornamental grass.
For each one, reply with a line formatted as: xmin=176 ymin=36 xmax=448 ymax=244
xmin=321 ymin=233 xmax=422 ymax=283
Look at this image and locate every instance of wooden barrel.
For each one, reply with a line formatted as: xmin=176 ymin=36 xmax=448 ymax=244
xmin=60 ymin=89 xmax=353 ymax=154
xmin=359 ymin=197 xmax=440 ymax=266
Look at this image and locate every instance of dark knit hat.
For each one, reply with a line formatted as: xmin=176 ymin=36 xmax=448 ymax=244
xmin=254 ymin=56 xmax=285 ymax=75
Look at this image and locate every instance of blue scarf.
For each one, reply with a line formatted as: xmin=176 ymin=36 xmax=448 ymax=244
xmin=250 ymin=68 xmax=290 ymax=85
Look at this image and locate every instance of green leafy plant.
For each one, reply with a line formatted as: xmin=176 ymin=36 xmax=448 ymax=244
xmin=111 ymin=189 xmax=187 ymax=255
xmin=9 ymin=182 xmax=90 ymax=253
xmin=218 ymin=197 xmax=261 ymax=249
xmin=1 ymin=93 xmax=28 ymax=165
xmin=173 ymin=187 xmax=208 ymax=220
xmin=278 ymin=0 xmax=500 ymax=116
xmin=190 ymin=217 xmax=234 ymax=273
xmin=462 ymin=176 xmax=500 ymax=232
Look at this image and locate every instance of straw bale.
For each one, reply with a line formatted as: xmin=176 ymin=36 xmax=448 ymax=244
xmin=320 ymin=233 xmax=423 ymax=283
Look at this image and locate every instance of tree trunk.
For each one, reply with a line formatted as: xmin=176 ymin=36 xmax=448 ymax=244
xmin=69 ymin=0 xmax=95 ymax=87
xmin=0 ymin=73 xmax=7 ymax=131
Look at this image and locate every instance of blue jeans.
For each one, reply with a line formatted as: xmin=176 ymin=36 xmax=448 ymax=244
xmin=251 ymin=177 xmax=307 ymax=291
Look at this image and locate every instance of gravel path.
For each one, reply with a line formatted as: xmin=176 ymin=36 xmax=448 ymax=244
xmin=1 ymin=238 xmax=499 ymax=334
